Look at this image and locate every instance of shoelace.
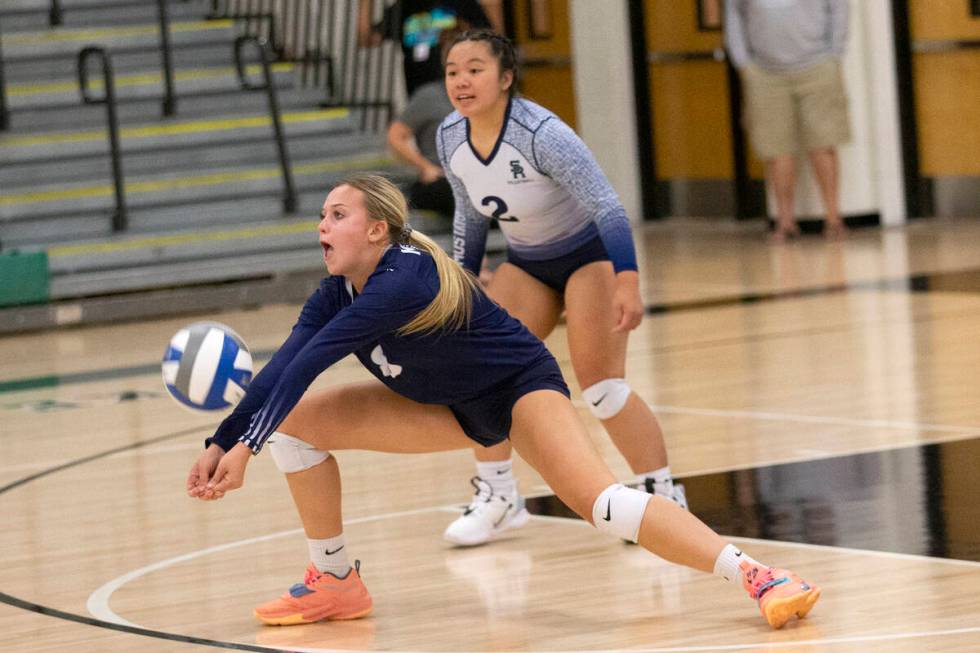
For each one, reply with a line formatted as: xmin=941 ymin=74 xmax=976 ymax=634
xmin=746 ymin=567 xmax=790 ymax=601
xmin=468 ymin=475 xmax=495 ymax=504
xmin=303 ymin=566 xmax=322 ymax=586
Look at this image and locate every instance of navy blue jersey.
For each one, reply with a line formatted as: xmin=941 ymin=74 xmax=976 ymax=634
xmin=210 ymin=245 xmax=556 ymax=453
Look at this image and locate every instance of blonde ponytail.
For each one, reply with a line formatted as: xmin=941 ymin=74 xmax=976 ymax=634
xmin=337 ymin=173 xmax=480 ymax=335
xmin=398 ymin=229 xmax=479 ymax=335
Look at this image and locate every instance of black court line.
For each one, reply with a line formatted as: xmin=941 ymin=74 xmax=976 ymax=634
xmin=1 ymin=269 xmax=964 ymax=397
xmin=0 ymin=426 xmax=300 ymax=653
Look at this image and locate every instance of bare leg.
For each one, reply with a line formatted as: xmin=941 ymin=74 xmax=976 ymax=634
xmin=277 ymin=381 xmax=479 ymax=535
xmin=808 ymin=147 xmax=847 ymax=239
xmin=767 ymin=154 xmax=799 ymax=241
xmin=564 ymin=261 xmax=667 ymax=473
xmin=285 ymin=455 xmax=344 ymax=539
xmin=508 ymin=390 xmax=725 ymax=571
xmin=253 ymin=381 xmax=481 ymax=625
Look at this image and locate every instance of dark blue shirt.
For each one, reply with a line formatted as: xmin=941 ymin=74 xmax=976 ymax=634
xmin=210 ymin=245 xmax=556 ymax=453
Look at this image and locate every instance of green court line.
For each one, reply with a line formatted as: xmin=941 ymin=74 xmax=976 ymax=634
xmin=0 ymin=350 xmax=272 ymax=395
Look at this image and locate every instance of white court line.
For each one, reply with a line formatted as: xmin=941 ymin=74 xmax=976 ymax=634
xmin=87 ymin=507 xmax=980 ymax=652
xmin=86 ymin=504 xmax=446 ymax=628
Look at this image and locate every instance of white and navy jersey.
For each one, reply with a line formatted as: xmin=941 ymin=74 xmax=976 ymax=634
xmin=209 ymin=246 xmax=555 ymax=454
xmin=437 ymin=97 xmax=637 ymax=275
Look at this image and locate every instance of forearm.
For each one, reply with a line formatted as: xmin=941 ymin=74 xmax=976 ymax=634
xmin=388 ymin=130 xmax=434 ymax=174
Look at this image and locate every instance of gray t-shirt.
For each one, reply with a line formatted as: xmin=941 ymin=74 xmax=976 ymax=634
xmin=398 ymin=81 xmax=454 ymax=166
xmin=725 ymin=0 xmax=849 ymax=72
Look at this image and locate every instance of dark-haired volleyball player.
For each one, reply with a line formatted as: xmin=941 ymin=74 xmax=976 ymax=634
xmin=437 ymin=30 xmax=686 ymax=547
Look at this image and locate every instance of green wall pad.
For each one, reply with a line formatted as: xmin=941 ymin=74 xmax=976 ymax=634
xmin=0 ymin=251 xmax=50 ymax=307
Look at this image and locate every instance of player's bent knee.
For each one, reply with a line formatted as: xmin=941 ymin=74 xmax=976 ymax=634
xmin=582 ymin=378 xmax=631 ymax=419
xmin=592 ymin=483 xmax=651 ymax=543
xmin=267 ymin=432 xmax=330 ymax=473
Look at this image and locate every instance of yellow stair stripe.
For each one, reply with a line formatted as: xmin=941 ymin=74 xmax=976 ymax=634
xmin=4 ymin=20 xmax=233 ymax=45
xmin=48 ymin=220 xmax=319 ymax=258
xmin=0 ymin=109 xmax=349 ymax=147
xmin=0 ymin=155 xmax=394 ymax=205
xmin=7 ymin=62 xmax=295 ymax=97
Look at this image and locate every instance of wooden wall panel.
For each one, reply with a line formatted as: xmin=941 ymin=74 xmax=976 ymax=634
xmin=914 ymin=53 xmax=980 ymax=175
xmin=909 ymin=0 xmax=980 ymax=40
xmin=650 ymin=61 xmax=733 ymax=179
xmin=644 ymin=0 xmax=733 ymax=180
xmin=909 ymin=1 xmax=980 ymax=175
xmin=513 ymin=0 xmax=577 ymax=128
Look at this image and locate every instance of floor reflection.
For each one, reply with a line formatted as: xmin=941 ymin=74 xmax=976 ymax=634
xmin=527 ymin=438 xmax=980 ymax=563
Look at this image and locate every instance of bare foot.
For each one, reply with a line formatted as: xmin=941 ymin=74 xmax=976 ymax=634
xmin=769 ymin=222 xmax=801 ymax=243
xmin=824 ymin=221 xmax=849 ymax=240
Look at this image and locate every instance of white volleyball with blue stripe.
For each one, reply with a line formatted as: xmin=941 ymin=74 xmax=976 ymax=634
xmin=161 ymin=322 xmax=253 ymax=411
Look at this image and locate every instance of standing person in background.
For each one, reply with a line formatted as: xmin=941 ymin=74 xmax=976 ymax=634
xmin=437 ymin=30 xmax=687 ymax=548
xmin=387 ymin=80 xmax=456 ymax=217
xmin=357 ymin=0 xmax=503 ymax=97
xmin=725 ymin=0 xmax=851 ymax=242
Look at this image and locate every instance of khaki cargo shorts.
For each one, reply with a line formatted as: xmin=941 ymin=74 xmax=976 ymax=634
xmin=742 ymin=57 xmax=851 ymax=159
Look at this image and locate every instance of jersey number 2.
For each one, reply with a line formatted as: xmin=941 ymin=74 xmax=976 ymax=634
xmin=481 ymin=196 xmax=519 ymax=222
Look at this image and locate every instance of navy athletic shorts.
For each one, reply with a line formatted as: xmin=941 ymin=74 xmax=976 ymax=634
xmin=506 ymin=234 xmax=610 ymax=293
xmin=449 ymin=356 xmax=570 ymax=447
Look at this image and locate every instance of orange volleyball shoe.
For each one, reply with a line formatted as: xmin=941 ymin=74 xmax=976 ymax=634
xmin=254 ymin=561 xmax=373 ymax=626
xmin=740 ymin=562 xmax=820 ymax=629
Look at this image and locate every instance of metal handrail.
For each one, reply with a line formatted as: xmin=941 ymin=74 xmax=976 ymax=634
xmin=157 ymin=0 xmax=177 ymax=116
xmin=234 ymin=35 xmax=298 ymax=213
xmin=49 ymin=0 xmax=63 ymax=26
xmin=0 ymin=22 xmax=8 ymax=131
xmin=214 ymin=0 xmax=396 ymax=133
xmin=78 ymin=46 xmax=128 ymax=233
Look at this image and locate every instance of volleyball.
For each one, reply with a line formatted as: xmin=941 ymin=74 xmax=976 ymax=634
xmin=161 ymin=322 xmax=253 ymax=411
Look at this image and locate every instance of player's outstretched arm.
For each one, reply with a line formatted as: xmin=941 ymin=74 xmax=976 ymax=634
xmin=186 ymin=443 xmax=224 ymax=498
xmin=198 ymin=442 xmax=253 ymax=500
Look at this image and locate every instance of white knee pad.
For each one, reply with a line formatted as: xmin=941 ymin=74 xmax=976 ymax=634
xmin=267 ymin=432 xmax=330 ymax=473
xmin=581 ymin=378 xmax=631 ymax=420
xmin=592 ymin=483 xmax=652 ymax=543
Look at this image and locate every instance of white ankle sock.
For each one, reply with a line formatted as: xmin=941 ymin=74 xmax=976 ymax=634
xmin=640 ymin=466 xmax=675 ymax=496
xmin=713 ymin=543 xmax=762 ymax=586
xmin=308 ymin=534 xmax=351 ymax=577
xmin=476 ymin=459 xmax=517 ymax=496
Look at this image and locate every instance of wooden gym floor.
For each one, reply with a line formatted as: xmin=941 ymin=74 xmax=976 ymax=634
xmin=3 ymin=217 xmax=980 ymax=652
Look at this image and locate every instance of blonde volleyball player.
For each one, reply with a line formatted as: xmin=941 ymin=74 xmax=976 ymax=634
xmin=437 ymin=30 xmax=685 ymax=547
xmin=186 ymin=174 xmax=820 ymax=629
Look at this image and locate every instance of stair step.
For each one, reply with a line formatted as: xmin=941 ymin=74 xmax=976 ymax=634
xmin=0 ymin=0 xmax=209 ymax=31
xmin=46 ymin=224 xmax=496 ymax=300
xmin=4 ymin=40 xmax=237 ymax=82
xmin=0 ymin=119 xmax=365 ymax=188
xmin=5 ymin=62 xmax=296 ymax=112
xmin=0 ymin=107 xmax=352 ymax=165
xmin=2 ymin=86 xmax=336 ymax=132
xmin=0 ymin=148 xmax=415 ymax=247
xmin=1 ymin=150 xmax=399 ymax=218
xmin=3 ymin=19 xmax=236 ymax=62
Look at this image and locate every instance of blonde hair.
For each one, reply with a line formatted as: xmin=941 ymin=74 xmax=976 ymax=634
xmin=337 ymin=173 xmax=480 ymax=335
